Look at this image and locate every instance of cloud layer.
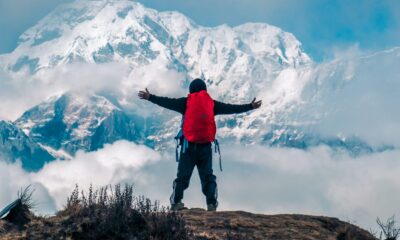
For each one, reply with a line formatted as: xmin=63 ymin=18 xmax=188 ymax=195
xmin=0 ymin=60 xmax=185 ymax=120
xmin=1 ymin=141 xmax=400 ymax=232
xmin=0 ymin=141 xmax=163 ymax=214
xmin=307 ymin=47 xmax=400 ymax=147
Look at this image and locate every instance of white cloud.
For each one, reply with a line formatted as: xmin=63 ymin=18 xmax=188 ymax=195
xmin=32 ymin=140 xmax=163 ymax=209
xmin=1 ymin=142 xmax=400 ymax=232
xmin=0 ymin=141 xmax=163 ymax=215
xmin=296 ymin=46 xmax=400 ymax=147
xmin=0 ymin=61 xmax=185 ymax=121
xmin=120 ymin=59 xmax=187 ymax=117
xmin=0 ymin=63 xmax=126 ymax=120
xmin=219 ymin=144 xmax=400 ymax=231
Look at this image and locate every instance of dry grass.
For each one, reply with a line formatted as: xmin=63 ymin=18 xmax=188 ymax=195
xmin=1 ymin=184 xmax=192 ymax=240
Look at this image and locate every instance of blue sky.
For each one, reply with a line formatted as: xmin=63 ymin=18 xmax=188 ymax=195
xmin=0 ymin=0 xmax=399 ymax=60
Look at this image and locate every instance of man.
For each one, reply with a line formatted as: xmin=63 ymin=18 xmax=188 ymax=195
xmin=138 ymin=78 xmax=261 ymax=211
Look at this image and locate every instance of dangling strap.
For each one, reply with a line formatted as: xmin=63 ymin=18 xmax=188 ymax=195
xmin=182 ymin=138 xmax=189 ymax=153
xmin=174 ymin=117 xmax=185 ymax=162
xmin=174 ymin=132 xmax=189 ymax=162
xmin=214 ymin=139 xmax=222 ymax=171
xmin=174 ymin=128 xmax=183 ymax=162
xmin=175 ymin=134 xmax=180 ymax=162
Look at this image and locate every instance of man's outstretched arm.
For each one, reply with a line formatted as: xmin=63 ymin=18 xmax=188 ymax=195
xmin=138 ymin=88 xmax=186 ymax=114
xmin=214 ymin=98 xmax=262 ymax=115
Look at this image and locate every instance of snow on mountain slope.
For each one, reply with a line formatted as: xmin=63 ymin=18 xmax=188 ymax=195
xmin=0 ymin=120 xmax=54 ymax=171
xmin=1 ymin=0 xmax=311 ymax=106
xmin=15 ymin=92 xmax=138 ymax=154
xmin=7 ymin=0 xmax=310 ymax=70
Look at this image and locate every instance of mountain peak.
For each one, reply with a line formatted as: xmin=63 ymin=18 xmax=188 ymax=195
xmin=4 ymin=0 xmax=310 ymax=74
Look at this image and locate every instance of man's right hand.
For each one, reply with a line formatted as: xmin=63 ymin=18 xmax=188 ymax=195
xmin=251 ymin=98 xmax=262 ymax=109
xmin=138 ymin=88 xmax=150 ymax=100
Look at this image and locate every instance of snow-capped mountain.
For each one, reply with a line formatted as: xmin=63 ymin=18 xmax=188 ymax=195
xmin=0 ymin=0 xmax=311 ymax=143
xmin=0 ymin=0 xmax=396 ymax=169
xmin=4 ymin=0 xmax=310 ymax=71
xmin=0 ymin=0 xmax=311 ymax=113
xmin=15 ymin=92 xmax=138 ymax=154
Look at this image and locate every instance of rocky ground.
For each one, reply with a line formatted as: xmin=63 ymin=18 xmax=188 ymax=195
xmin=182 ymin=209 xmax=377 ymax=240
xmin=0 ymin=209 xmax=377 ymax=240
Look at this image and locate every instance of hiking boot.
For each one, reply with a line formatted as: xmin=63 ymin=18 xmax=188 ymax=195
xmin=171 ymin=202 xmax=186 ymax=211
xmin=207 ymin=203 xmax=217 ymax=212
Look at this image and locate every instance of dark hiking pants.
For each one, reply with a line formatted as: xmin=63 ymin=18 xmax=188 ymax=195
xmin=170 ymin=142 xmax=218 ymax=206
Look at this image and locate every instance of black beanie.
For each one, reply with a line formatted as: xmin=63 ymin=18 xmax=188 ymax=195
xmin=189 ymin=78 xmax=207 ymax=93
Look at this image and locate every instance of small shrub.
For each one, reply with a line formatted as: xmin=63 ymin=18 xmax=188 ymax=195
xmin=337 ymin=225 xmax=371 ymax=240
xmin=3 ymin=185 xmax=35 ymax=228
xmin=376 ymin=215 xmax=400 ymax=240
xmin=58 ymin=184 xmax=192 ymax=239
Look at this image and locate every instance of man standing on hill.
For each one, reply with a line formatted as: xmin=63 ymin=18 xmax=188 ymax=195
xmin=138 ymin=78 xmax=261 ymax=211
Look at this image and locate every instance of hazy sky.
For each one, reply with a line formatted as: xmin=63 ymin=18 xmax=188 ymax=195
xmin=0 ymin=0 xmax=400 ymax=61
